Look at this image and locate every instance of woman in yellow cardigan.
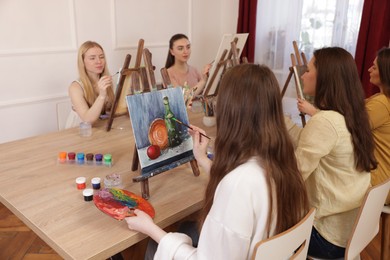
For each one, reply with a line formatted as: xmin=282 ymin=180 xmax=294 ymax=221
xmin=366 ymin=47 xmax=390 ymax=205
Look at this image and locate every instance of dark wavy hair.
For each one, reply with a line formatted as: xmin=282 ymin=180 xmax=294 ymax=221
xmin=165 ymin=34 xmax=189 ymax=68
xmin=377 ymin=47 xmax=390 ymax=97
xmin=201 ymin=64 xmax=309 ymax=236
xmin=313 ymin=47 xmax=377 ymax=172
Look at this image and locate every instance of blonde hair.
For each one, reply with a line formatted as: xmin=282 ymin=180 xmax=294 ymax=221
xmin=77 ymin=41 xmax=114 ymax=110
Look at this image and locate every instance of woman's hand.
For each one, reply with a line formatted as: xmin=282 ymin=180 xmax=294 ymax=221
xmin=125 ymin=209 xmax=167 ymax=243
xmin=202 ymin=63 xmax=212 ymax=78
xmin=189 ymin=125 xmax=212 ymax=173
xmin=125 ymin=209 xmax=154 ymax=235
xmin=97 ymin=75 xmax=113 ymax=99
xmin=297 ymin=98 xmax=317 ymax=116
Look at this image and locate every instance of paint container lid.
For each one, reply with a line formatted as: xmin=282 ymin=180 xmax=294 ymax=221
xmin=91 ymin=177 xmax=101 ymax=184
xmin=58 ymin=152 xmax=67 ymax=160
xmin=95 ymin=153 xmax=103 ymax=161
xmin=82 ymin=188 xmax=93 ymax=201
xmin=104 ymin=154 xmax=112 ymax=163
xmin=77 ymin=153 xmax=85 ymax=160
xmin=83 ymin=188 xmax=93 ymax=196
xmin=86 ymin=153 xmax=94 ymax=161
xmin=68 ymin=152 xmax=76 ymax=160
xmin=76 ymin=177 xmax=86 ymax=184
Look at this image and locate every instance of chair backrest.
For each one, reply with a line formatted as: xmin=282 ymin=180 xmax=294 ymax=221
xmin=252 ymin=207 xmax=316 ymax=260
xmin=56 ymin=100 xmax=72 ymax=131
xmin=345 ymin=178 xmax=390 ymax=260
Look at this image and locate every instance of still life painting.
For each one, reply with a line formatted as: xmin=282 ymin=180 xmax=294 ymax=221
xmin=126 ymin=87 xmax=194 ymax=178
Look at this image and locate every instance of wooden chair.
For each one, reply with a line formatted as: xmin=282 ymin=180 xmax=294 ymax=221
xmin=252 ymin=207 xmax=316 ymax=260
xmin=381 ymin=204 xmax=390 ymax=260
xmin=310 ymin=178 xmax=390 ymax=260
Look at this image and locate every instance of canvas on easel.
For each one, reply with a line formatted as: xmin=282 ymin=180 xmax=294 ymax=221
xmin=126 ymin=87 xmax=199 ymax=199
xmin=203 ymin=33 xmax=249 ymax=97
xmin=281 ymin=41 xmax=312 ymax=127
xmin=106 ymin=39 xmax=151 ymax=131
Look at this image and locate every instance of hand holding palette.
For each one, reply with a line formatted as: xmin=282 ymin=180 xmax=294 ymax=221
xmin=93 ymin=188 xmax=155 ymax=220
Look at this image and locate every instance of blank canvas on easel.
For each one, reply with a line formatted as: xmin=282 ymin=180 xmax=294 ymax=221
xmin=203 ymin=33 xmax=249 ymax=96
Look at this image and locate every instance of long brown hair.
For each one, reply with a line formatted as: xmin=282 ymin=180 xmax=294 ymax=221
xmin=77 ymin=41 xmax=114 ymax=111
xmin=165 ymin=34 xmax=189 ymax=68
xmin=377 ymin=47 xmax=390 ymax=97
xmin=201 ymin=64 xmax=309 ymax=235
xmin=313 ymin=47 xmax=377 ymax=171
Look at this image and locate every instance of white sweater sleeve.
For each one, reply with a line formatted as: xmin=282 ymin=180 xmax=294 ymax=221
xmin=154 ymin=159 xmax=270 ymax=260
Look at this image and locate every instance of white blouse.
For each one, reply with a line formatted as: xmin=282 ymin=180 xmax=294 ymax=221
xmin=154 ymin=158 xmax=275 ymax=260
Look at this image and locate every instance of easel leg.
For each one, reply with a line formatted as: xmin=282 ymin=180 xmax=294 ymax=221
xmin=140 ymin=179 xmax=150 ymax=200
xmin=131 ymin=145 xmax=139 ymax=171
xmin=190 ymin=160 xmax=200 ymax=176
xmin=281 ymin=69 xmax=293 ymax=97
xmin=300 ymin=113 xmax=306 ymax=127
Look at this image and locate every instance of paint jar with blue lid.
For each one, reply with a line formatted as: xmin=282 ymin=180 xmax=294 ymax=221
xmin=76 ymin=153 xmax=85 ymax=165
xmin=91 ymin=177 xmax=101 ymax=190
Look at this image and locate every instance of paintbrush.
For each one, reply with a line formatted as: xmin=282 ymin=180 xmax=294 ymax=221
xmin=111 ymin=71 xmax=119 ymax=77
xmin=172 ymin=118 xmax=211 ymax=140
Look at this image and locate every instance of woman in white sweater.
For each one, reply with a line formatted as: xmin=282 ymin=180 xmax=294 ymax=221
xmin=125 ymin=64 xmax=309 ymax=259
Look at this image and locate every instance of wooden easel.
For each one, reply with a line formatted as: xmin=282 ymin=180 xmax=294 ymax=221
xmin=281 ymin=41 xmax=308 ymax=127
xmin=160 ymin=67 xmax=171 ymax=89
xmin=203 ymin=38 xmax=244 ymax=97
xmin=127 ymin=49 xmax=201 ymax=199
xmin=106 ymin=39 xmax=148 ymax=131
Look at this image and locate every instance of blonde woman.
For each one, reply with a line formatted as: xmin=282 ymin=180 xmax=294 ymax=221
xmin=66 ymin=41 xmax=115 ymax=128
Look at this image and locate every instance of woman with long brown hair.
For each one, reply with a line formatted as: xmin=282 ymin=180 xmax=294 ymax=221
xmin=165 ymin=34 xmax=211 ymax=104
xmin=125 ymin=64 xmax=309 ymax=259
xmin=289 ymin=47 xmax=377 ymax=258
xmin=66 ymin=41 xmax=115 ymax=128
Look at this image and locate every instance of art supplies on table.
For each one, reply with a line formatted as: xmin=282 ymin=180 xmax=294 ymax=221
xmin=57 ymin=152 xmax=113 ymax=167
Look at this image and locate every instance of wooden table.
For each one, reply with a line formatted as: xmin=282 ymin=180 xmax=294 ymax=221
xmin=0 ymin=111 xmax=215 ymax=259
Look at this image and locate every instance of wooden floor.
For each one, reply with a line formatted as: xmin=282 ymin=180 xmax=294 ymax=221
xmin=0 ymin=202 xmax=384 ymax=259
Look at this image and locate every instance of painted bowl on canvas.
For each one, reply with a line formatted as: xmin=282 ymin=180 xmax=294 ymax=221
xmin=148 ymin=118 xmax=168 ymax=150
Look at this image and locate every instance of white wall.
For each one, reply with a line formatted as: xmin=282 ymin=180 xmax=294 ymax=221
xmin=0 ymin=0 xmax=239 ymax=143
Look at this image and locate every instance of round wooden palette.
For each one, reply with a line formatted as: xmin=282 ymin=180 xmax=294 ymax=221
xmin=94 ymin=188 xmax=155 ymax=221
xmin=148 ymin=118 xmax=168 ymax=150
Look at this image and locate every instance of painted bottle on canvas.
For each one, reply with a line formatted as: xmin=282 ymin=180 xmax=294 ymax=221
xmin=163 ymin=96 xmax=182 ymax=147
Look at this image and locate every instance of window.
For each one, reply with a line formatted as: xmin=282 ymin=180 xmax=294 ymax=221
xmin=255 ymin=0 xmax=364 ymax=96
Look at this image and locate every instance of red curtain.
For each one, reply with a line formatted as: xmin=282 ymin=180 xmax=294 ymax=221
xmin=236 ymin=0 xmax=258 ymax=63
xmin=355 ymin=0 xmax=390 ymax=97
